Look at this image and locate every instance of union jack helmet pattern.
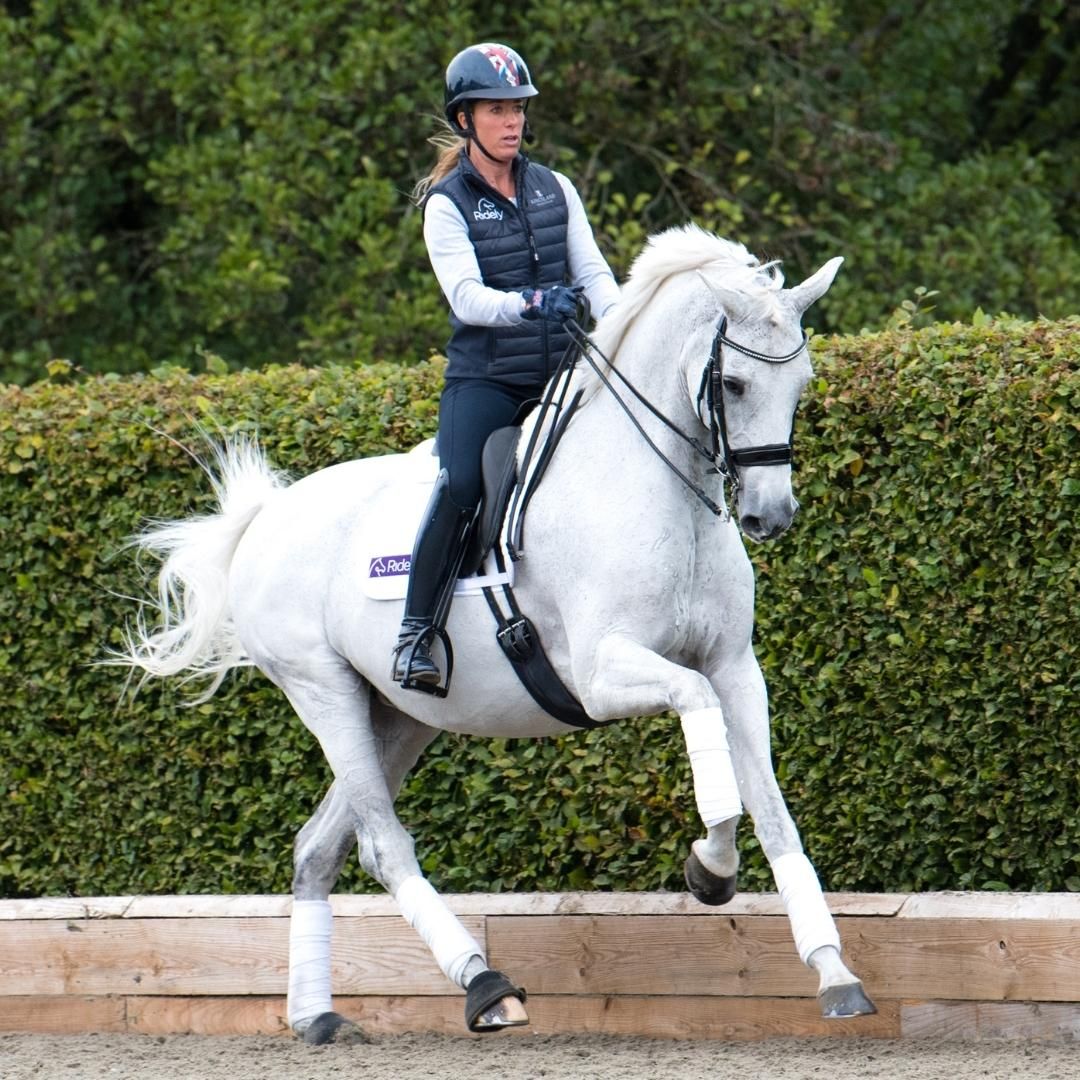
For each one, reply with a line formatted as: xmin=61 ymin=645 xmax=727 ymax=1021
xmin=444 ymin=42 xmax=538 ymax=131
xmin=478 ymin=43 xmax=523 ymax=87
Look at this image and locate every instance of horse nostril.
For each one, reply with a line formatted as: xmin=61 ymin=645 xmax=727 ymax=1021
xmin=741 ymin=515 xmax=763 ymax=537
xmin=740 ymin=513 xmax=791 ymax=542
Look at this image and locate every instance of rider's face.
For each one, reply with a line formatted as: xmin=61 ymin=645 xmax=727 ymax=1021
xmin=462 ymin=100 xmax=526 ymax=163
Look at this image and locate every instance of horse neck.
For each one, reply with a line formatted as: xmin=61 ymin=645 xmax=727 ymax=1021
xmin=569 ymin=298 xmax=708 ymax=476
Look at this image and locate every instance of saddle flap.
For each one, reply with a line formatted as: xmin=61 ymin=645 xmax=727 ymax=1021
xmin=358 ymin=439 xmax=512 ymax=601
xmin=460 ymin=425 xmax=521 ymax=577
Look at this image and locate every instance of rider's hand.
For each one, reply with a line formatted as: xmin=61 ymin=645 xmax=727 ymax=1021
xmin=521 ymin=284 xmax=584 ymax=323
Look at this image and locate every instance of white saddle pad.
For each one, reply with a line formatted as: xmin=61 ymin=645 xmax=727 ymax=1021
xmin=358 ymin=439 xmax=513 ymax=601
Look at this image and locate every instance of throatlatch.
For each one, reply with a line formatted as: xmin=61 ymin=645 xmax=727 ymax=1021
xmin=561 ymin=311 xmax=808 ymax=519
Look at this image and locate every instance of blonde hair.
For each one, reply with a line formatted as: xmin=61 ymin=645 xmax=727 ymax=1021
xmin=412 ymin=122 xmax=467 ymax=203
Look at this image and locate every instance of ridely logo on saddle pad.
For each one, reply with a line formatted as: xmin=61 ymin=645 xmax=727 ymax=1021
xmin=359 ymin=439 xmax=512 ymax=602
xmin=369 ymin=555 xmax=411 ymax=578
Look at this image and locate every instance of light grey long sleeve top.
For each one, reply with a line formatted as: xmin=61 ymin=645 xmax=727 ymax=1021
xmin=423 ymin=171 xmax=621 ymax=328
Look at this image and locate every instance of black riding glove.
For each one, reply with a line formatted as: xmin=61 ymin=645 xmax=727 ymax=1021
xmin=521 ymin=284 xmax=584 ymax=323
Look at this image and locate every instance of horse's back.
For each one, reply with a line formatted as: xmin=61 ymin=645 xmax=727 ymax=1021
xmin=226 ymin=449 xmax=416 ymax=666
xmin=237 ymin=441 xmax=437 ymax=557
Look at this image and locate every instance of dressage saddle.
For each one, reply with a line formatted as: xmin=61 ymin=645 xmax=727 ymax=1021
xmin=450 ymin=425 xmax=605 ymax=730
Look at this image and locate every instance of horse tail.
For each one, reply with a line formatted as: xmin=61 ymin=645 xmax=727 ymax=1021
xmin=114 ymin=436 xmax=289 ymax=701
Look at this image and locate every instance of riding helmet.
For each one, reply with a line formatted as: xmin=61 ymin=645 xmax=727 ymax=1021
xmin=444 ymin=43 xmax=538 ymax=133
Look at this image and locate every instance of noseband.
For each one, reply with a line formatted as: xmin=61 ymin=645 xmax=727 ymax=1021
xmin=697 ymin=315 xmax=808 ymax=499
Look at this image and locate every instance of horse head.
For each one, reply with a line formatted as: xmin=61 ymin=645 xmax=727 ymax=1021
xmin=698 ymin=255 xmax=843 ymax=542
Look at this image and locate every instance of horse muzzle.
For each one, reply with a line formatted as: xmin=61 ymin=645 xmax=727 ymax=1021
xmin=738 ymin=487 xmax=799 ymax=543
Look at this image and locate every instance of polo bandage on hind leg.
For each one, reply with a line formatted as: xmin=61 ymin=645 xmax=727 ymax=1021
xmin=288 ymin=899 xmax=333 ymax=1027
xmin=395 ymin=875 xmax=484 ymax=988
xmin=772 ymin=851 xmax=841 ymax=964
xmin=681 ymin=707 xmax=742 ymax=827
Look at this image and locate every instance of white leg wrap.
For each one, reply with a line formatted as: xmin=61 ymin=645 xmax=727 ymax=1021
xmin=287 ymin=899 xmax=333 ymax=1028
xmin=681 ymin=707 xmax=742 ymax=827
xmin=772 ymin=851 xmax=841 ymax=965
xmin=395 ymin=875 xmax=485 ymax=988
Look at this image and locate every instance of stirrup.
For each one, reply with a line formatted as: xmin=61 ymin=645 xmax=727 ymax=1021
xmin=392 ymin=632 xmax=440 ymax=683
xmin=393 ymin=625 xmax=454 ymax=698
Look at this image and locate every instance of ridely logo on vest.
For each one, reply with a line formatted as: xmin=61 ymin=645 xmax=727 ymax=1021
xmin=473 ymin=198 xmax=503 ymax=221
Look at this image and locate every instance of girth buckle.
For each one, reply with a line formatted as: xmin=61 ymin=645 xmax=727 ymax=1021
xmin=496 ymin=617 xmax=534 ymax=662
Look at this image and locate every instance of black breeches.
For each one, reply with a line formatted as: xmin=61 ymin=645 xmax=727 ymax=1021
xmin=438 ymin=378 xmax=540 ymax=509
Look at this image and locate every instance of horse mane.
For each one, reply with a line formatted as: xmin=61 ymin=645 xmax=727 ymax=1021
xmin=521 ymin=226 xmax=787 ymax=447
xmin=588 ymin=224 xmax=786 ymax=376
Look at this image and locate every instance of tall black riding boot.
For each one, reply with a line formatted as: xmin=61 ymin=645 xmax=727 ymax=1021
xmin=391 ymin=470 xmax=475 ymax=692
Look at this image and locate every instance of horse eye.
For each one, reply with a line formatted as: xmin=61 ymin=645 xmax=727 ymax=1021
xmin=722 ymin=377 xmax=745 ymax=397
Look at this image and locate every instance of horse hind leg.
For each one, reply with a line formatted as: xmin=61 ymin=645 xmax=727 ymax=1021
xmin=283 ymin=672 xmax=526 ymax=1039
xmin=359 ymin=698 xmax=528 ymax=1034
xmin=288 ymin=687 xmax=437 ymax=1043
xmin=289 ymin=781 xmax=364 ymax=1044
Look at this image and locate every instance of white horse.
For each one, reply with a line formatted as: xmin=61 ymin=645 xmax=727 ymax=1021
xmin=116 ymin=224 xmax=875 ymax=1042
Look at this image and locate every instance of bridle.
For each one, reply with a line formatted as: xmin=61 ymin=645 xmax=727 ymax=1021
xmin=698 ymin=315 xmax=808 ymax=501
xmin=559 ymin=312 xmax=808 ymax=519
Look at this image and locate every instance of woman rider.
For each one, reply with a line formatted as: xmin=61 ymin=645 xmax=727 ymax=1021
xmin=392 ymin=42 xmax=620 ymax=690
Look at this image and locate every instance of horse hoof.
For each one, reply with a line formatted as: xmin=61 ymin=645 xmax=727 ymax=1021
xmin=819 ymin=981 xmax=878 ymax=1019
xmin=301 ymin=1011 xmax=369 ymax=1045
xmin=684 ymin=850 xmax=737 ymax=906
xmin=465 ymin=969 xmax=529 ymax=1033
xmin=471 ymin=994 xmax=530 ymax=1031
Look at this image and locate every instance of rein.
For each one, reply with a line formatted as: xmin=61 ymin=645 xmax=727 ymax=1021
xmin=563 ymin=313 xmax=808 ymax=518
xmin=564 ymin=319 xmax=725 ymax=516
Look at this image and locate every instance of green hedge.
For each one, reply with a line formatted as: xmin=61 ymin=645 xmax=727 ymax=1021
xmin=2 ymin=315 xmax=1078 ymax=898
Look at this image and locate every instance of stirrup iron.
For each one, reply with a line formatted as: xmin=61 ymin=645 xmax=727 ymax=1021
xmin=393 ymin=624 xmax=454 ymax=698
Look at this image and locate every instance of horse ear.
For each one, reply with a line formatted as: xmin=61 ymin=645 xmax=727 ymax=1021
xmin=788 ymin=257 xmax=844 ymax=314
xmin=698 ymin=274 xmax=751 ymax=322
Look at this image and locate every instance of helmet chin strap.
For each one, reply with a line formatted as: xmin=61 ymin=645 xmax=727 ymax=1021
xmin=467 ymin=130 xmax=503 ymax=165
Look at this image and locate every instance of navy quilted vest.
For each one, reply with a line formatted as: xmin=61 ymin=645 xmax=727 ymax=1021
xmin=428 ymin=153 xmax=572 ymax=387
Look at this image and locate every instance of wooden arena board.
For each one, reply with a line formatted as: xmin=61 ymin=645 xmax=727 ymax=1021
xmin=1 ymin=892 xmax=1078 ymax=1039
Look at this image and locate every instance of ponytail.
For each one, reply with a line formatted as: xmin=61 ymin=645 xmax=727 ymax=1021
xmin=413 ymin=124 xmax=466 ymax=204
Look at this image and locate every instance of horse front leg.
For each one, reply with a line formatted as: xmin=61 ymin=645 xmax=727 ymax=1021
xmin=577 ymin=634 xmax=873 ymax=1014
xmin=684 ymin=817 xmax=740 ymax=905
xmin=713 ymin=647 xmax=877 ymax=1018
xmin=575 ymin=633 xmax=745 ymax=901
